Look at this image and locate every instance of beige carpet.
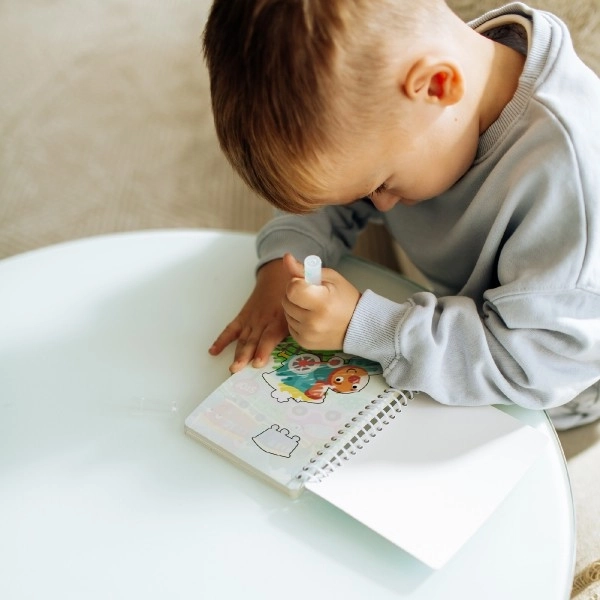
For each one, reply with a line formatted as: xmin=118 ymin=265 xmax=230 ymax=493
xmin=1 ymin=1 xmax=599 ymax=597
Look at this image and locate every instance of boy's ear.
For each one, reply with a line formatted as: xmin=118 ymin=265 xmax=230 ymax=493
xmin=403 ymin=57 xmax=464 ymax=106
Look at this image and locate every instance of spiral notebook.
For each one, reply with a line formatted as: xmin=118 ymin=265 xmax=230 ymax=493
xmin=185 ymin=337 xmax=546 ymax=569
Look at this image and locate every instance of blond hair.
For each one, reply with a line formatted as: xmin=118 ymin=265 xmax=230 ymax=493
xmin=203 ymin=0 xmax=446 ymax=213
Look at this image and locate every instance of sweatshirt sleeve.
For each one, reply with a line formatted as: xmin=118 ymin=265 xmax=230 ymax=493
xmin=344 ymin=287 xmax=600 ymax=410
xmin=255 ymin=199 xmax=379 ymax=268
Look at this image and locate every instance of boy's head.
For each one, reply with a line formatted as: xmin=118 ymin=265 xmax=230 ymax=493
xmin=203 ymin=0 xmax=468 ymax=213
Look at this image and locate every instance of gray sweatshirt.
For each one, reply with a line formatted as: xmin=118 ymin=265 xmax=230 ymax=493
xmin=255 ymin=4 xmax=600 ymax=415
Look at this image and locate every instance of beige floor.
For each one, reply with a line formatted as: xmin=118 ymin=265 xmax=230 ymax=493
xmin=1 ymin=1 xmax=599 ymax=597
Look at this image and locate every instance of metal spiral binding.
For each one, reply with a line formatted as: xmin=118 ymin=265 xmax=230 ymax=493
xmin=297 ymin=388 xmax=415 ymax=484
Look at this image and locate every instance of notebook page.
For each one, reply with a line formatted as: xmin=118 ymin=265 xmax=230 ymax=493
xmin=305 ymin=395 xmax=547 ymax=569
xmin=185 ymin=339 xmax=391 ymax=496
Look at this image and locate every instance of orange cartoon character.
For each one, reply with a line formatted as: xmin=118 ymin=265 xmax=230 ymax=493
xmin=262 ymin=349 xmax=382 ymax=404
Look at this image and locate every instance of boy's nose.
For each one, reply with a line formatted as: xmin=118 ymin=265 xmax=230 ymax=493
xmin=371 ymin=191 xmax=400 ymax=212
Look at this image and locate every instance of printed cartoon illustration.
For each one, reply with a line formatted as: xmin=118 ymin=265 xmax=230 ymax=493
xmin=252 ymin=424 xmax=300 ymax=458
xmin=262 ymin=344 xmax=382 ymax=404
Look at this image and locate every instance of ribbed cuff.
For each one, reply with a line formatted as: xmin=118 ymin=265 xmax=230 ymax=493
xmin=344 ymin=289 xmax=411 ymax=372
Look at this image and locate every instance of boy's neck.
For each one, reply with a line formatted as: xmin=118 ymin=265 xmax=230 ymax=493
xmin=476 ymin=36 xmax=526 ymax=134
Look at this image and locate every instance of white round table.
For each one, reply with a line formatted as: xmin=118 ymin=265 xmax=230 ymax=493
xmin=0 ymin=230 xmax=575 ymax=600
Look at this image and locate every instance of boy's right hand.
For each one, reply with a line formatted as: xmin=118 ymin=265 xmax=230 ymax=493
xmin=208 ymin=259 xmax=290 ymax=373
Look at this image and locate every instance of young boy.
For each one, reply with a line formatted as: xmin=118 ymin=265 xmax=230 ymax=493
xmin=204 ymin=0 xmax=600 ymax=430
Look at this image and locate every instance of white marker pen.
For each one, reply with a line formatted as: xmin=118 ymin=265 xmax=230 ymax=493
xmin=304 ymin=255 xmax=322 ymax=285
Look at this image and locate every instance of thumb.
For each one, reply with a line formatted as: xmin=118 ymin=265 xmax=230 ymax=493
xmin=283 ymin=253 xmax=305 ymax=279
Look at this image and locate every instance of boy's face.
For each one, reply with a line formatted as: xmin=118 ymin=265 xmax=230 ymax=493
xmin=307 ymin=104 xmax=478 ymax=212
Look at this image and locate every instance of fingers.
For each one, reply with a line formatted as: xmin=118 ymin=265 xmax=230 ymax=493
xmin=209 ymin=320 xmax=255 ymax=373
xmin=285 ymin=278 xmax=328 ymax=313
xmin=230 ymin=324 xmax=288 ymax=373
xmin=209 ymin=320 xmax=242 ymax=356
xmin=251 ymin=328 xmax=288 ymax=368
xmin=208 ymin=257 xmax=290 ymax=371
xmin=283 ymin=266 xmax=361 ymax=351
xmin=283 ymin=252 xmax=305 ymax=279
xmin=208 ymin=253 xmax=337 ymax=372
xmin=210 ymin=309 xmax=289 ymax=373
xmin=230 ymin=329 xmax=259 ymax=373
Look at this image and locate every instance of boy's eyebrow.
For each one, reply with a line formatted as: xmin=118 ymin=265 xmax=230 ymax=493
xmin=319 ymin=193 xmax=372 ymax=206
xmin=310 ymin=180 xmax=379 ymax=206
xmin=327 ymin=195 xmax=371 ymax=206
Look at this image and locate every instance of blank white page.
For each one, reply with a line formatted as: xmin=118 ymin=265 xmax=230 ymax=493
xmin=305 ymin=395 xmax=546 ymax=569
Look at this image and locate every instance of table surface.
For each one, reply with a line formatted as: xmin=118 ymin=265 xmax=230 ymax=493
xmin=0 ymin=229 xmax=575 ymax=600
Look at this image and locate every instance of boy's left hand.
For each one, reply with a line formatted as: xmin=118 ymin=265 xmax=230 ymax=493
xmin=281 ymin=253 xmax=361 ymax=350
